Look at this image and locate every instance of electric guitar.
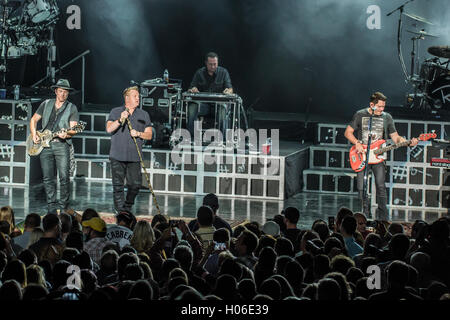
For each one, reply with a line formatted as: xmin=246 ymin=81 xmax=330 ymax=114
xmin=26 ymin=122 xmax=86 ymax=156
xmin=349 ymin=133 xmax=436 ymax=172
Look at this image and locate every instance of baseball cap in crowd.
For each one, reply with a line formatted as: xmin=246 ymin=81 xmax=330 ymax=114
xmin=82 ymin=217 xmax=106 ymax=232
xmin=262 ymin=221 xmax=281 ymax=237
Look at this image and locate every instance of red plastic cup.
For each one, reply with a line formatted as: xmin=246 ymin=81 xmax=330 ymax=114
xmin=262 ymin=143 xmax=271 ymax=155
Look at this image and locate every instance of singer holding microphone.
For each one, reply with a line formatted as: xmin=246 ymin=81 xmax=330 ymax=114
xmin=106 ymin=86 xmax=152 ymax=213
xmin=344 ymin=92 xmax=418 ymax=219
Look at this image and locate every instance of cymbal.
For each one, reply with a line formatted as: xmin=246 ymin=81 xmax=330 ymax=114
xmin=406 ymin=30 xmax=439 ymax=38
xmin=428 ymin=46 xmax=450 ymax=59
xmin=403 ymin=12 xmax=434 ymax=25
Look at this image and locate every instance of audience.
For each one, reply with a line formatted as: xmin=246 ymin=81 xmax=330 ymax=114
xmin=12 ymin=213 xmax=41 ymax=251
xmin=1 ymin=197 xmax=449 ymax=301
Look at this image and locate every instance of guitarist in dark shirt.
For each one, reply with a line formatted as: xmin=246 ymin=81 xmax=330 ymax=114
xmin=29 ymin=79 xmax=79 ymax=214
xmin=344 ymin=92 xmax=418 ymax=219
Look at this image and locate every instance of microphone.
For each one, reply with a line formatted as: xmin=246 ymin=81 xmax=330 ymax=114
xmin=120 ymin=107 xmax=130 ymax=125
xmin=371 ymin=105 xmax=377 ymax=111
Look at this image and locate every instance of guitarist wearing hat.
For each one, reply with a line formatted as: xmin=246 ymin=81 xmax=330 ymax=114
xmin=344 ymin=92 xmax=418 ymax=219
xmin=29 ymin=79 xmax=80 ymax=215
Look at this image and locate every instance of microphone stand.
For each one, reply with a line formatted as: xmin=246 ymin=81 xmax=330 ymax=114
xmin=387 ymin=0 xmax=415 ymax=82
xmin=361 ymin=107 xmax=375 ymax=217
xmin=123 ymin=112 xmax=162 ymax=215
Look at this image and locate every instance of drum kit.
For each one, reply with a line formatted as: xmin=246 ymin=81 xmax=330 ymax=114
xmin=388 ymin=1 xmax=450 ymax=112
xmin=0 ymin=0 xmax=60 ymax=85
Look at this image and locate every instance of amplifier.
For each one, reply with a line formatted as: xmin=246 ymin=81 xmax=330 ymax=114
xmin=430 ymin=158 xmax=450 ymax=168
xmin=139 ymin=79 xmax=181 ymax=125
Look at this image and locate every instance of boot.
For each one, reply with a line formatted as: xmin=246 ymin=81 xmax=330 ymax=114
xmin=376 ymin=196 xmax=389 ymax=221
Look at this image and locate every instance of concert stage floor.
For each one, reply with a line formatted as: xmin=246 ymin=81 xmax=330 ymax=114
xmin=2 ymin=182 xmax=446 ymax=229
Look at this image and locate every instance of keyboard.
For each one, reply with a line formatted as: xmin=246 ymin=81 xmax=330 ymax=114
xmin=182 ymin=92 xmax=240 ymax=103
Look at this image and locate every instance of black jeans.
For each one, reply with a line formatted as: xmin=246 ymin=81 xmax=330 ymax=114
xmin=357 ymin=161 xmax=388 ymax=220
xmin=40 ymin=141 xmax=71 ymax=214
xmin=110 ymin=159 xmax=142 ymax=213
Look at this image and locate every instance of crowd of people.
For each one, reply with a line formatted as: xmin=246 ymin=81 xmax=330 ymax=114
xmin=0 ymin=195 xmax=449 ymax=301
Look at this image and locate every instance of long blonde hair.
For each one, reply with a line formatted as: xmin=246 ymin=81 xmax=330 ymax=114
xmin=0 ymin=206 xmax=15 ymax=234
xmin=26 ymin=264 xmax=47 ymax=288
xmin=130 ymin=220 xmax=155 ymax=253
xmin=27 ymin=227 xmax=44 ymax=248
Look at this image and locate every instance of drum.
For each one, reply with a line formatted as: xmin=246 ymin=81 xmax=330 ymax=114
xmin=2 ymin=36 xmax=38 ymax=59
xmin=26 ymin=0 xmax=59 ymax=24
xmin=428 ymin=74 xmax=450 ymax=110
xmin=419 ymin=60 xmax=448 ymax=93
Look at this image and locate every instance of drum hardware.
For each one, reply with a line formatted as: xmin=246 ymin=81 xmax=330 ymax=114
xmin=387 ymin=1 xmax=450 ymax=113
xmin=0 ymin=0 xmax=60 ymax=88
xmin=406 ymin=30 xmax=438 ymax=38
xmin=387 ymin=1 xmax=436 ymax=83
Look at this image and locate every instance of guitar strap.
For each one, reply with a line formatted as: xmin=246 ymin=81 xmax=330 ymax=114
xmin=51 ymin=101 xmax=69 ymax=132
xmin=69 ymin=143 xmax=76 ymax=177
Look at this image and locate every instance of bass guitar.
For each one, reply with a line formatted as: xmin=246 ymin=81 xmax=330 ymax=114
xmin=26 ymin=122 xmax=86 ymax=156
xmin=349 ymin=133 xmax=436 ymax=172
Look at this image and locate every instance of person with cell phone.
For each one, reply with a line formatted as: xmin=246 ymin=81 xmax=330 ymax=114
xmin=200 ymin=228 xmax=231 ymax=276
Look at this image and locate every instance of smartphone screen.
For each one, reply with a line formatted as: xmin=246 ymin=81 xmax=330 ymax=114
xmin=214 ymin=242 xmax=226 ymax=251
xmin=328 ymin=216 xmax=335 ymax=228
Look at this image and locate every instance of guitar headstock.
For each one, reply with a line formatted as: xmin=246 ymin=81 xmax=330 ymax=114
xmin=71 ymin=121 xmax=86 ymax=133
xmin=419 ymin=133 xmax=437 ymax=141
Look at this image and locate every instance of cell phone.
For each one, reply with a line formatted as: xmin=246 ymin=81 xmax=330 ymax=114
xmin=214 ymin=242 xmax=226 ymax=251
xmin=328 ymin=216 xmax=335 ymax=229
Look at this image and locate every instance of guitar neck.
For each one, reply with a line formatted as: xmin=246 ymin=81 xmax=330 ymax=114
xmin=374 ymin=140 xmax=411 ymax=155
xmin=51 ymin=126 xmax=81 ymax=138
xmin=52 ymin=128 xmax=66 ymax=138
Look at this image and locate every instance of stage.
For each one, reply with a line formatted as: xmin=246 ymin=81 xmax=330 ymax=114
xmin=2 ymin=182 xmax=447 ymax=230
xmin=0 ymin=100 xmax=448 ymax=227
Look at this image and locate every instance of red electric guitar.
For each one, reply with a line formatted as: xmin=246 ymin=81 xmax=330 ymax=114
xmin=349 ymin=133 xmax=436 ymax=172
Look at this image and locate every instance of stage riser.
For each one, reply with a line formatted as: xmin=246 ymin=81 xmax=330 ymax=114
xmin=73 ymin=151 xmax=286 ymax=200
xmin=318 ymin=120 xmax=449 ymax=146
xmin=312 ymin=119 xmax=449 ymax=212
xmin=303 ymin=169 xmax=372 ymax=195
xmin=310 ymin=146 xmax=350 ymax=170
xmin=317 ymin=124 xmax=349 ymax=145
xmin=78 ymin=112 xmax=109 ymax=133
xmin=0 ymin=100 xmax=31 ymax=186
xmin=370 ymin=120 xmax=449 ymax=211
xmin=374 ymin=164 xmax=450 ymax=211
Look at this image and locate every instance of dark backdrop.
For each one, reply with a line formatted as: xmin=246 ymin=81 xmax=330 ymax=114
xmin=19 ymin=0 xmax=450 ymax=120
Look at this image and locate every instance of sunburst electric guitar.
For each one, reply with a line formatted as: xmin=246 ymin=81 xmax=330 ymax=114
xmin=349 ymin=133 xmax=436 ymax=172
xmin=26 ymin=122 xmax=86 ymax=156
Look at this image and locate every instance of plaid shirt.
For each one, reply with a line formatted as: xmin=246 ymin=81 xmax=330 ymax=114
xmin=84 ymin=237 xmax=107 ymax=265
